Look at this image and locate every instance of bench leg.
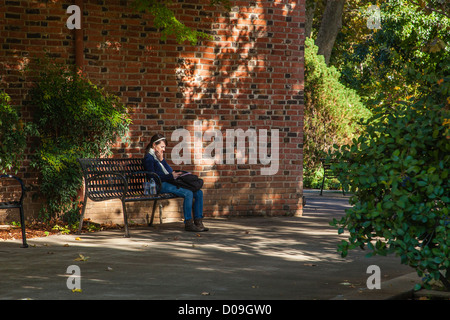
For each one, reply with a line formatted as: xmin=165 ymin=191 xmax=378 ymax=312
xmin=19 ymin=205 xmax=28 ymax=248
xmin=159 ymin=203 xmax=163 ymax=225
xmin=320 ymin=175 xmax=325 ymax=196
xmin=148 ymin=200 xmax=158 ymax=227
xmin=122 ymin=201 xmax=130 ymax=238
xmin=77 ymin=192 xmax=88 ymax=235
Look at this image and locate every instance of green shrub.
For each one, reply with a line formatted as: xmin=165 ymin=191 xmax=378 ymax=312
xmin=304 ymin=38 xmax=371 ymax=184
xmin=330 ymin=95 xmax=449 ymax=290
xmin=29 ymin=59 xmax=131 ymax=223
xmin=0 ymin=91 xmax=33 ymax=174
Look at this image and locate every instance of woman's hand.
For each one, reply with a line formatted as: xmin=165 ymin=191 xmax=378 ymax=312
xmin=155 ymin=150 xmax=164 ymax=161
xmin=172 ymin=171 xmax=182 ymax=179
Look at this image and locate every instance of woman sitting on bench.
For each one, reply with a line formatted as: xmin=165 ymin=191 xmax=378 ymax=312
xmin=142 ymin=133 xmax=208 ymax=232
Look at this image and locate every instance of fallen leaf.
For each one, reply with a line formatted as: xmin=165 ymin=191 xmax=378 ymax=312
xmin=201 ymin=292 xmax=210 ymax=296
xmin=106 ymin=267 xmax=113 ymax=271
xmin=72 ymin=289 xmax=82 ymax=293
xmin=75 ymin=237 xmax=82 ymax=241
xmin=63 ymin=244 xmax=70 ymax=247
xmin=74 ymin=254 xmax=89 ymax=261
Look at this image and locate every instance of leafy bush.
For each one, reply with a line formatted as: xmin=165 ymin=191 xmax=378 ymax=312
xmin=304 ymin=38 xmax=371 ymax=186
xmin=0 ymin=91 xmax=33 ymax=174
xmin=329 ymin=79 xmax=449 ymax=290
xmin=29 ymin=59 xmax=131 ymax=223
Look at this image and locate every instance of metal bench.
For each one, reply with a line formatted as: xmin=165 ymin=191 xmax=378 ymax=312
xmin=0 ymin=175 xmax=28 ymax=248
xmin=77 ymin=158 xmax=179 ymax=237
xmin=320 ymin=158 xmax=346 ymax=196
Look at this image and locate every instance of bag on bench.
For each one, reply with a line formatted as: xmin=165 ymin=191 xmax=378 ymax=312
xmin=173 ymin=172 xmax=203 ymax=192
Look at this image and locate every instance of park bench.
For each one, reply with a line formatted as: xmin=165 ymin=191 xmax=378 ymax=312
xmin=0 ymin=175 xmax=28 ymax=248
xmin=320 ymin=158 xmax=346 ymax=196
xmin=77 ymin=158 xmax=179 ymax=237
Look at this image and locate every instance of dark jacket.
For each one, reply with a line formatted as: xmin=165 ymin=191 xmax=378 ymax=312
xmin=142 ymin=153 xmax=174 ymax=183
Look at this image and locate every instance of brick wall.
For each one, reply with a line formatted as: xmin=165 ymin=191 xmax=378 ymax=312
xmin=1 ymin=0 xmax=305 ymax=224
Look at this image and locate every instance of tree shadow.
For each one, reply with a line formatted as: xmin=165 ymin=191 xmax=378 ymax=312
xmin=0 ymin=196 xmax=413 ymax=300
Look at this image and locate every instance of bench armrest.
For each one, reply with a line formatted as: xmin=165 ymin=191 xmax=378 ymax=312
xmin=0 ymin=174 xmax=26 ymax=204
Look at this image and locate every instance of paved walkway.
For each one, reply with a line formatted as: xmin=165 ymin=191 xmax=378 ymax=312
xmin=0 ymin=190 xmax=418 ymax=300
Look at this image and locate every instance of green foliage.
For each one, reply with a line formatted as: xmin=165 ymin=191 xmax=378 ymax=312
xmin=327 ymin=0 xmax=450 ymax=290
xmin=29 ymin=59 xmax=131 ymax=223
xmin=0 ymin=91 xmax=34 ymax=174
xmin=131 ymin=0 xmax=230 ymax=45
xmin=304 ymin=38 xmax=371 ymax=185
xmin=303 ymin=167 xmax=341 ymax=190
xmin=329 ymin=83 xmax=450 ymax=289
xmin=338 ymin=0 xmax=450 ymax=109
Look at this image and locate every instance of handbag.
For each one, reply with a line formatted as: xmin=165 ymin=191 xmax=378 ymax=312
xmin=173 ymin=171 xmax=203 ymax=192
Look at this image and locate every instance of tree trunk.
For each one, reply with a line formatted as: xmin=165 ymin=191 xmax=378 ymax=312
xmin=305 ymin=0 xmax=316 ymax=39
xmin=315 ymin=0 xmax=346 ymax=64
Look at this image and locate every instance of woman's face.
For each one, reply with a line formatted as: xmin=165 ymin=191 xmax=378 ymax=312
xmin=153 ymin=140 xmax=166 ymax=155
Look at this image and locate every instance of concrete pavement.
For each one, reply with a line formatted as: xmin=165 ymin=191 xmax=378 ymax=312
xmin=0 ymin=190 xmax=418 ymax=300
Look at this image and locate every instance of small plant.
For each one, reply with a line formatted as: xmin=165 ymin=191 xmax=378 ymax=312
xmin=52 ymin=224 xmax=72 ymax=235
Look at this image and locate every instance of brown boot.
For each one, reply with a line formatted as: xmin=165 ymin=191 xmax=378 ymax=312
xmin=184 ymin=219 xmax=203 ymax=232
xmin=194 ymin=218 xmax=209 ymax=232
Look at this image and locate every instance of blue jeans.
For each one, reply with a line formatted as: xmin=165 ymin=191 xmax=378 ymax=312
xmin=161 ymin=182 xmax=203 ymax=222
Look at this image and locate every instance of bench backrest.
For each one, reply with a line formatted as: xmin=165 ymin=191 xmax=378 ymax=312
xmin=321 ymin=158 xmax=343 ymax=178
xmin=78 ymin=158 xmax=149 ymax=201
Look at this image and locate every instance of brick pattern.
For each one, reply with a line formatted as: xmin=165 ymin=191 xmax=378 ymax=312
xmin=1 ymin=0 xmax=305 ymax=224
